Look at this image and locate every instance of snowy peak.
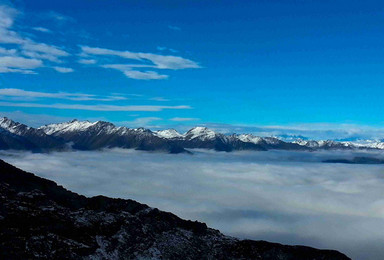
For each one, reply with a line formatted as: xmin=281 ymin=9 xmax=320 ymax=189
xmin=40 ymin=119 xmax=98 ymax=135
xmin=294 ymin=139 xmax=321 ymax=148
xmin=132 ymin=127 xmax=152 ymax=134
xmin=0 ymin=117 xmax=30 ymax=135
xmin=237 ymin=134 xmax=263 ymax=144
xmin=185 ymin=127 xmax=217 ymax=140
xmin=294 ymin=139 xmax=357 ymax=149
xmin=342 ymin=140 xmax=384 ymax=149
xmin=154 ymin=129 xmax=182 ymax=139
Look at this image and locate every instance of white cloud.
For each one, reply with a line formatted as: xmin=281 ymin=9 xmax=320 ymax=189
xmin=0 ymin=56 xmax=42 ymax=74
xmin=81 ymin=46 xmax=200 ymax=79
xmin=0 ymin=88 xmax=127 ymax=102
xmin=0 ymin=4 xmax=70 ymax=72
xmin=0 ymin=5 xmax=23 ymax=44
xmin=170 ymin=117 xmax=199 ymax=122
xmin=0 ymin=101 xmax=191 ymax=111
xmin=53 ymin=66 xmax=74 ymax=73
xmin=102 ymin=64 xmax=169 ymax=80
xmin=123 ymin=70 xmax=168 ymax=80
xmin=150 ymin=97 xmax=170 ymax=102
xmin=78 ymin=59 xmax=97 ymax=64
xmin=21 ymin=41 xmax=69 ymax=63
xmin=22 ymin=42 xmax=68 ymax=57
xmin=2 ymin=149 xmax=384 ymax=260
xmin=32 ymin=27 xmax=51 ymax=33
xmin=82 ymin=46 xmax=200 ymax=70
xmin=0 ymin=47 xmax=17 ymax=55
xmin=0 ymin=5 xmax=17 ymax=29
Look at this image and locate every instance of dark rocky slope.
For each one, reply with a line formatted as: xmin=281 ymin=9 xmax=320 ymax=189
xmin=0 ymin=160 xmax=350 ymax=259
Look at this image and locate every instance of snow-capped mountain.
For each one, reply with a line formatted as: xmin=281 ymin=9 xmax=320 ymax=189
xmin=238 ymin=134 xmax=264 ymax=144
xmin=184 ymin=127 xmax=218 ymax=141
xmin=153 ymin=129 xmax=183 ymax=139
xmin=39 ymin=119 xmax=186 ymax=153
xmin=0 ymin=117 xmax=65 ymax=151
xmin=40 ymin=119 xmax=99 ymax=135
xmin=1 ymin=117 xmax=384 ymax=153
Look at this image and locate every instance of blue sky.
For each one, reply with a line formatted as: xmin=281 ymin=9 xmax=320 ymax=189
xmin=0 ymin=0 xmax=384 ymax=138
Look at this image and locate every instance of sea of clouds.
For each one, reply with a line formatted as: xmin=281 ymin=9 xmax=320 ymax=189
xmin=1 ymin=149 xmax=384 ymax=260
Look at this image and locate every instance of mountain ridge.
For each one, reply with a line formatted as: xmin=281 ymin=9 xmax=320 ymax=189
xmin=0 ymin=116 xmax=383 ymax=153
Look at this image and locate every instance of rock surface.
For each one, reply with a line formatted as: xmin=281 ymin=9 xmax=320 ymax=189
xmin=0 ymin=159 xmax=350 ymax=259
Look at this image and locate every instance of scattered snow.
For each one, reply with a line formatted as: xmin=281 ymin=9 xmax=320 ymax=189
xmin=185 ymin=127 xmax=217 ymax=140
xmin=39 ymin=119 xmax=98 ymax=135
xmin=263 ymin=137 xmax=281 ymax=145
xmin=0 ymin=117 xmax=30 ymax=135
xmin=238 ymin=134 xmax=263 ymax=144
xmin=154 ymin=129 xmax=182 ymax=139
xmin=294 ymin=140 xmax=320 ymax=148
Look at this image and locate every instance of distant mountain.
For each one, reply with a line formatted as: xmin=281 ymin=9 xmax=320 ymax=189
xmin=0 ymin=117 xmax=65 ymax=151
xmin=39 ymin=119 xmax=186 ymax=153
xmin=0 ymin=159 xmax=350 ymax=259
xmin=0 ymin=117 xmax=383 ymax=153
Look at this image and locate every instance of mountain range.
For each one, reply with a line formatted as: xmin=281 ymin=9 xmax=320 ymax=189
xmin=0 ymin=159 xmax=350 ymax=259
xmin=0 ymin=117 xmax=383 ymax=153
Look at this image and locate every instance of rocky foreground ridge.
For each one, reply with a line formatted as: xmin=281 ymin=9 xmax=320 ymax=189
xmin=0 ymin=159 xmax=350 ymax=259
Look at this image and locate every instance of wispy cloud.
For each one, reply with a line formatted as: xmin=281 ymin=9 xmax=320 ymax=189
xmin=101 ymin=64 xmax=169 ymax=80
xmin=0 ymin=4 xmax=70 ymax=73
xmin=0 ymin=56 xmax=42 ymax=74
xmin=0 ymin=101 xmax=191 ymax=112
xmin=53 ymin=66 xmax=74 ymax=73
xmin=82 ymin=46 xmax=200 ymax=69
xmin=0 ymin=88 xmax=127 ymax=102
xmin=81 ymin=46 xmax=200 ymax=80
xmin=0 ymin=4 xmax=199 ymax=78
xmin=78 ymin=59 xmax=97 ymax=64
xmin=0 ymin=46 xmax=17 ymax=55
xmin=32 ymin=27 xmax=51 ymax=33
xmin=122 ymin=70 xmax=168 ymax=80
xmin=150 ymin=97 xmax=170 ymax=102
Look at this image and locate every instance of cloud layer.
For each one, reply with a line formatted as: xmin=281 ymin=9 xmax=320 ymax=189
xmin=1 ymin=149 xmax=383 ymax=260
